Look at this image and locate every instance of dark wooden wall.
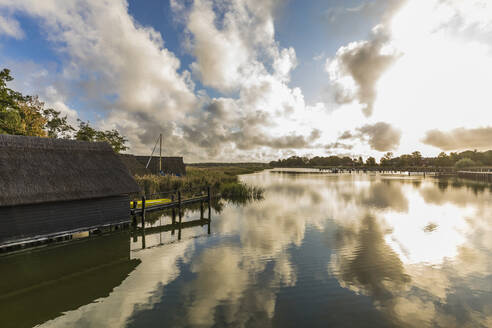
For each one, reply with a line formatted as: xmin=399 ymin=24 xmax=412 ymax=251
xmin=0 ymin=195 xmax=130 ymax=245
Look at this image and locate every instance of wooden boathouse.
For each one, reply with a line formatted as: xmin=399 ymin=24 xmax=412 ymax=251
xmin=0 ymin=135 xmax=139 ymax=247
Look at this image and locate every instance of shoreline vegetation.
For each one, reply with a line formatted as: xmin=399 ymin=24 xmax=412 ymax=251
xmin=268 ymin=150 xmax=492 ymax=171
xmin=134 ymin=164 xmax=268 ymax=203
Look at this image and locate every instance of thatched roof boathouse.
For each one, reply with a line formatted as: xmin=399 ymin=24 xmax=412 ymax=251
xmin=0 ymin=135 xmax=139 ymax=246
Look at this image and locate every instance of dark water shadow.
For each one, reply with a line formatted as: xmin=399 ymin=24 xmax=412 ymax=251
xmin=0 ymin=232 xmax=140 ymax=328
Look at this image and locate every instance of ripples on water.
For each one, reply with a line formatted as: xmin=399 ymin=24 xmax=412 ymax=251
xmin=1 ymin=170 xmax=491 ymax=327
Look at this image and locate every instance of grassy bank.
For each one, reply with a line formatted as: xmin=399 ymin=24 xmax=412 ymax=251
xmin=134 ymin=165 xmax=266 ymax=201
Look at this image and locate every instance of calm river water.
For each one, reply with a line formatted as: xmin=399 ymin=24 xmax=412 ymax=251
xmin=1 ymin=169 xmax=492 ymax=327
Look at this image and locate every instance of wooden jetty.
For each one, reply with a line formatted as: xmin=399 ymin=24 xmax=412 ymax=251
xmin=456 ymin=170 xmax=492 ymax=182
xmin=131 ymin=187 xmax=213 ymax=249
xmin=131 ymin=186 xmax=213 ymax=231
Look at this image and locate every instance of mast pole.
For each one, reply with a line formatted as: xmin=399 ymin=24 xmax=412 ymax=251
xmin=159 ymin=133 xmax=162 ymax=173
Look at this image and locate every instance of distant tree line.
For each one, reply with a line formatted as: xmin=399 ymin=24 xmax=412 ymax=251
xmin=270 ymin=150 xmax=492 ymax=170
xmin=0 ymin=68 xmax=128 ymax=153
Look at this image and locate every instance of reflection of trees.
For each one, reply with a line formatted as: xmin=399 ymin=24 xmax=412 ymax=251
xmin=332 ymin=214 xmax=410 ymax=304
xmin=436 ymin=177 xmax=492 ymax=195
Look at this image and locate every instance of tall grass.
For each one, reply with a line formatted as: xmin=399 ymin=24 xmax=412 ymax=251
xmin=134 ymin=166 xmax=264 ymax=201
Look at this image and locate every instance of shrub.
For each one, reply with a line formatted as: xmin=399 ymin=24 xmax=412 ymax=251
xmin=454 ymin=158 xmax=476 ymax=170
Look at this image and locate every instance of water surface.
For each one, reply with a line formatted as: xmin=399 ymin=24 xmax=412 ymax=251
xmin=1 ymin=170 xmax=491 ymax=327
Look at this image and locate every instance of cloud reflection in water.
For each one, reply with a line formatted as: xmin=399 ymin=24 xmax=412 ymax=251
xmin=38 ymin=171 xmax=492 ymax=327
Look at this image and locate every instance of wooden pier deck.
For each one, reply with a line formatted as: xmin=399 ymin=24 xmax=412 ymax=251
xmin=130 ymin=194 xmax=210 ymax=215
xmin=130 ymin=187 xmax=213 ymax=232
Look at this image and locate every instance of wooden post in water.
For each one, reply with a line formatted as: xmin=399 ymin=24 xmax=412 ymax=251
xmin=132 ymin=199 xmax=137 ymax=226
xmin=170 ymin=193 xmax=176 ymax=235
xmin=207 ymin=186 xmax=211 ymax=222
xmin=200 ymin=198 xmax=204 ymax=220
xmin=141 ymin=196 xmax=146 ymax=229
xmin=178 ymin=190 xmax=182 ymax=217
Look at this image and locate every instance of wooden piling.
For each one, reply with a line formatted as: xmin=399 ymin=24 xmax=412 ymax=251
xmin=171 ymin=194 xmax=176 ymax=225
xmin=178 ymin=205 xmax=182 ymax=241
xmin=132 ymin=200 xmax=137 ymax=226
xmin=178 ymin=190 xmax=182 ymax=214
xmin=141 ymin=196 xmax=146 ymax=229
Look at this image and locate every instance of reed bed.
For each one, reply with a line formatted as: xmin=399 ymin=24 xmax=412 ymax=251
xmin=134 ymin=166 xmax=265 ymax=201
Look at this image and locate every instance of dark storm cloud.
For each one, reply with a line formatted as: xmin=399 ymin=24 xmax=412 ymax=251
xmin=422 ymin=127 xmax=492 ymax=151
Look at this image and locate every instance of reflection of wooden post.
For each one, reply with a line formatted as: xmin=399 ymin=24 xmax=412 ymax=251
xmin=200 ymin=199 xmax=204 ymax=219
xmin=141 ymin=228 xmax=146 ymax=249
xmin=178 ymin=205 xmax=182 ymax=241
xmin=207 ymin=186 xmax=211 ymax=222
xmin=141 ymin=196 xmax=146 ymax=229
xmin=177 ymin=190 xmax=182 ymax=240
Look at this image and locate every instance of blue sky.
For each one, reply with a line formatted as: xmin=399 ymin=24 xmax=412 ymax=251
xmin=1 ymin=0 xmax=492 ymax=161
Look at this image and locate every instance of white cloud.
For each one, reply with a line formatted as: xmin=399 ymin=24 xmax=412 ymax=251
xmin=0 ymin=14 xmax=24 ymax=39
xmin=0 ymin=0 xmax=196 ymax=154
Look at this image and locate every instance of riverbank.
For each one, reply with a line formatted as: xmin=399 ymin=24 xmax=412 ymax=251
xmin=134 ymin=164 xmax=267 ymax=201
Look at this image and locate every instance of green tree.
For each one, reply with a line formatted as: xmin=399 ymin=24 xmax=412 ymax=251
xmin=17 ymin=96 xmax=47 ymax=136
xmin=436 ymin=152 xmax=452 ymax=167
xmin=96 ymin=129 xmax=129 ymax=153
xmin=43 ymin=108 xmax=75 ymax=138
xmin=411 ymin=151 xmax=422 ymax=166
xmin=454 ymin=158 xmax=476 ymax=170
xmin=75 ymin=120 xmax=128 ymax=153
xmin=74 ymin=120 xmax=98 ymax=142
xmin=357 ymin=156 xmax=363 ymax=166
xmin=0 ymin=69 xmax=25 ymax=135
xmin=366 ymin=157 xmax=377 ymax=166
xmin=380 ymin=152 xmax=393 ymax=166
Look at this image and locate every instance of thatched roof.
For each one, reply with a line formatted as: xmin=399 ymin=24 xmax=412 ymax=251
xmin=0 ymin=135 xmax=140 ymax=207
xmin=134 ymin=156 xmax=186 ymax=176
xmin=119 ymin=154 xmax=150 ymax=176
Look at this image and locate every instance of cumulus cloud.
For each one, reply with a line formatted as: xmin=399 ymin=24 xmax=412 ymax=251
xmin=0 ymin=0 xmax=197 ymax=153
xmin=181 ymin=0 xmax=293 ymax=92
xmin=338 ymin=122 xmax=401 ymax=152
xmin=0 ymin=0 xmax=324 ymax=161
xmin=422 ymin=127 xmax=492 ymax=151
xmin=0 ymin=14 xmax=24 ymax=39
xmin=326 ymin=1 xmax=406 ymax=116
xmin=356 ymin=122 xmax=401 ymax=151
xmin=325 ymin=141 xmax=354 ymax=150
xmin=326 ymin=29 xmax=398 ymax=116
